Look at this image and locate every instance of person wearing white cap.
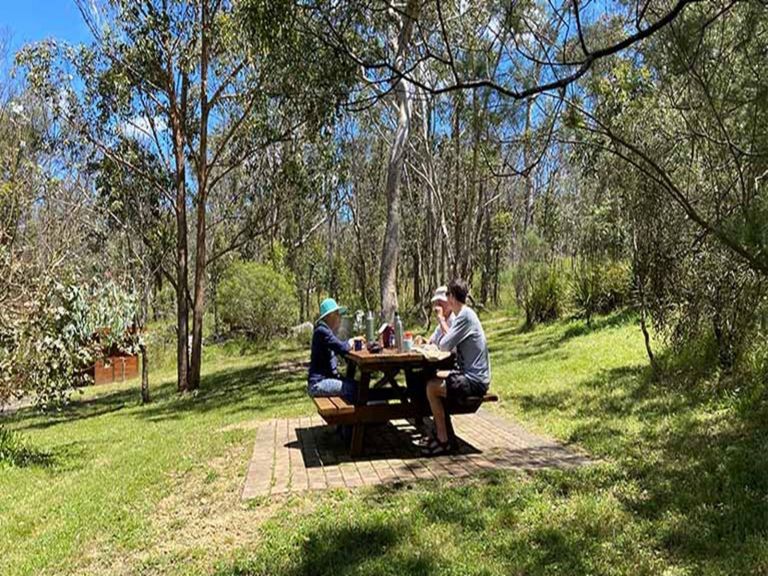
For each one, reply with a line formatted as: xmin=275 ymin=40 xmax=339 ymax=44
xmin=428 ymin=286 xmax=455 ymax=345
xmin=405 ymin=286 xmax=455 ymax=416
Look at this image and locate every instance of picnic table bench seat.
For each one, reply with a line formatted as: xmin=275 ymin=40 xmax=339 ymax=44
xmin=313 ymin=392 xmax=499 ymax=453
xmin=312 ymin=393 xmax=499 ymax=426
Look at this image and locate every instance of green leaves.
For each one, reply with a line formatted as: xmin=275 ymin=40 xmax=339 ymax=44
xmin=1 ymin=275 xmax=139 ymax=411
xmin=217 ymin=261 xmax=299 ymax=342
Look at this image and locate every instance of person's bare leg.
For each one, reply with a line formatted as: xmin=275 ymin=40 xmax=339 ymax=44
xmin=426 ymin=378 xmax=449 ymax=443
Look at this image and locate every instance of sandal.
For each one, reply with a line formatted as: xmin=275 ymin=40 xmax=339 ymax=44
xmin=420 ymin=437 xmax=453 ymax=457
xmin=419 ymin=435 xmax=439 ymax=448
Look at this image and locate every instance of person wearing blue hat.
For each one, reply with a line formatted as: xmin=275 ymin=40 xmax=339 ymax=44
xmin=307 ymin=298 xmax=363 ymax=401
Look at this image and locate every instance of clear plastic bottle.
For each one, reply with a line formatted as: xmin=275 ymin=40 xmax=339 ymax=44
xmin=394 ymin=312 xmax=404 ymax=352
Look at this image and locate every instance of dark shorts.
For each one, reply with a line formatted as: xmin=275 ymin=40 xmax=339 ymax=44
xmin=445 ymin=371 xmax=488 ymax=399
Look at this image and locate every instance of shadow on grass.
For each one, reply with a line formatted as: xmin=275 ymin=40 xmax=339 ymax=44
xmin=0 ymin=434 xmax=56 ymax=468
xmin=221 ymin=520 xmax=437 ymax=576
xmin=0 ymin=426 xmax=88 ymax=471
xmin=515 ymin=359 xmax=768 ymax=571
xmin=560 ymin=308 xmax=637 ymax=340
xmin=10 ymin=357 xmax=310 ymax=432
xmin=134 ymin=362 xmax=308 ymax=423
xmin=10 ymin=389 xmax=137 ymax=431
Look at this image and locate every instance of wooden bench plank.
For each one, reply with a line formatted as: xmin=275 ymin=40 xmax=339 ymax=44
xmin=313 ymin=397 xmax=336 ymax=414
xmin=328 ymin=396 xmax=355 ymax=413
xmin=313 ymin=397 xmax=354 ymax=417
xmin=314 ymin=393 xmax=499 ymax=426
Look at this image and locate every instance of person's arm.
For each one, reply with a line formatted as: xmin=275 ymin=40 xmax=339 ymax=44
xmin=437 ymin=315 xmax=451 ymax=338
xmin=430 ymin=307 xmax=450 ymax=345
xmin=321 ymin=325 xmax=352 ymax=355
xmin=428 ymin=326 xmax=441 ymax=345
xmin=438 ymin=313 xmax=468 ymax=352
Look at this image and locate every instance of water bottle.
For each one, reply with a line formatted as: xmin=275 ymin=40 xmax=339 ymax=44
xmin=366 ymin=310 xmax=375 ymax=343
xmin=394 ymin=312 xmax=404 ymax=352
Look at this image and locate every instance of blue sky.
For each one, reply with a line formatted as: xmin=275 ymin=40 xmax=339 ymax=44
xmin=2 ymin=1 xmax=91 ymax=50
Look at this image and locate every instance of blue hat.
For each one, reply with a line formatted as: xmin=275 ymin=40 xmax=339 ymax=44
xmin=317 ymin=298 xmax=347 ymax=322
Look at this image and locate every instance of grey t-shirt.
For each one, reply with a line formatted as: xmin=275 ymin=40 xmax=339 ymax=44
xmin=438 ymin=306 xmax=491 ymax=386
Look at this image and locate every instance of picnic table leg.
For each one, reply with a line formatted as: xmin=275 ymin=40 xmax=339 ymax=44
xmin=350 ymin=371 xmax=371 ymax=457
xmin=445 ymin=411 xmax=459 ymax=450
xmin=350 ymin=424 xmax=366 ymax=457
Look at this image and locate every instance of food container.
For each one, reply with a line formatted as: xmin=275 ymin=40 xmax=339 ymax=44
xmin=403 ymin=331 xmax=414 ymax=352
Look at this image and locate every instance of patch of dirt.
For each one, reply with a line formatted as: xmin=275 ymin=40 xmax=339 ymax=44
xmin=217 ymin=420 xmax=264 ymax=433
xmin=70 ymin=440 xmax=285 ymax=576
xmin=0 ymin=395 xmax=34 ymax=417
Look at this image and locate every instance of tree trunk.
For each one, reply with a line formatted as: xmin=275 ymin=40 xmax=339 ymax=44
xmin=188 ymin=200 xmax=207 ymax=392
xmin=188 ymin=4 xmax=212 ymax=392
xmin=451 ymin=94 xmax=462 ymax=278
xmin=326 ymin=177 xmax=336 ymax=296
xmin=632 ymin=230 xmax=657 ymax=371
xmin=413 ymin=248 xmax=421 ymax=307
xmin=140 ymin=341 xmax=150 ymax=404
xmin=350 ymin=191 xmax=370 ymax=310
xmin=139 ymin=277 xmax=151 ymax=404
xmin=379 ymin=0 xmax=419 ymax=322
xmin=174 ymin=165 xmax=190 ymax=393
xmin=168 ymin=51 xmax=191 ymax=393
xmin=523 ymin=96 xmax=536 ymax=235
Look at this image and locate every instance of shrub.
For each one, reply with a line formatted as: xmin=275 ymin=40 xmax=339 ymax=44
xmin=513 ymin=233 xmax=567 ymax=326
xmin=519 ymin=265 xmax=566 ymax=326
xmin=217 ymin=261 xmax=299 ymax=342
xmin=572 ymin=260 xmax=631 ymax=324
xmin=2 ymin=278 xmax=138 ymax=410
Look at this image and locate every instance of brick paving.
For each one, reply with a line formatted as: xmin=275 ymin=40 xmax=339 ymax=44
xmin=242 ymin=409 xmax=592 ymax=499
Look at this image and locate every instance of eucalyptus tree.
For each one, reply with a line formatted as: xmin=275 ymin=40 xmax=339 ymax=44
xmin=304 ymin=0 xmax=694 ymax=311
xmin=562 ymin=0 xmax=768 ymax=368
xmin=93 ymin=139 xmax=175 ymax=402
xmin=20 ymin=0 xmax=353 ymax=392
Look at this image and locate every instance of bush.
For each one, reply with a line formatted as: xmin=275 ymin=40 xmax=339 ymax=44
xmin=518 ymin=265 xmax=566 ymax=326
xmin=513 ymin=232 xmax=567 ymax=326
xmin=217 ymin=261 xmax=299 ymax=342
xmin=1 ymin=278 xmax=139 ymax=410
xmin=572 ymin=260 xmax=631 ymax=324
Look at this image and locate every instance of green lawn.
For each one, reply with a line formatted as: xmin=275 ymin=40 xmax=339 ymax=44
xmin=2 ymin=311 xmax=767 ymax=575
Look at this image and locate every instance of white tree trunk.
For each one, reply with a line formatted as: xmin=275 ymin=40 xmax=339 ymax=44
xmin=380 ymin=0 xmax=419 ymax=321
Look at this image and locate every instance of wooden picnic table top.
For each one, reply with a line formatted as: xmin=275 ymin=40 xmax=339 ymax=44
xmin=345 ymin=348 xmax=452 ymax=370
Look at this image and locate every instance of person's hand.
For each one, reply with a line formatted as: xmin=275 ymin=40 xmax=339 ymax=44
xmin=434 ymin=306 xmax=445 ymax=321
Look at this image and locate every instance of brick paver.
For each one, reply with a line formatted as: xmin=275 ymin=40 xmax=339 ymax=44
xmin=242 ymin=409 xmax=592 ymax=499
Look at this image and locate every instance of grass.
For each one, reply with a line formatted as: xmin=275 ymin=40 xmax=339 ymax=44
xmin=2 ymin=310 xmax=768 ymax=575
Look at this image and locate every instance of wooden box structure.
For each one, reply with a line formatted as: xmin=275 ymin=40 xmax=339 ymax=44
xmin=91 ymin=355 xmax=139 ymax=385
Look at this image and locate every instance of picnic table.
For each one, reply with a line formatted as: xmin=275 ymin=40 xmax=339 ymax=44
xmin=312 ymin=348 xmax=498 ymax=456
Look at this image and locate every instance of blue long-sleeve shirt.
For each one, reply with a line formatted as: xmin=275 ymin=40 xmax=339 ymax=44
xmin=308 ymin=321 xmax=351 ymax=385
